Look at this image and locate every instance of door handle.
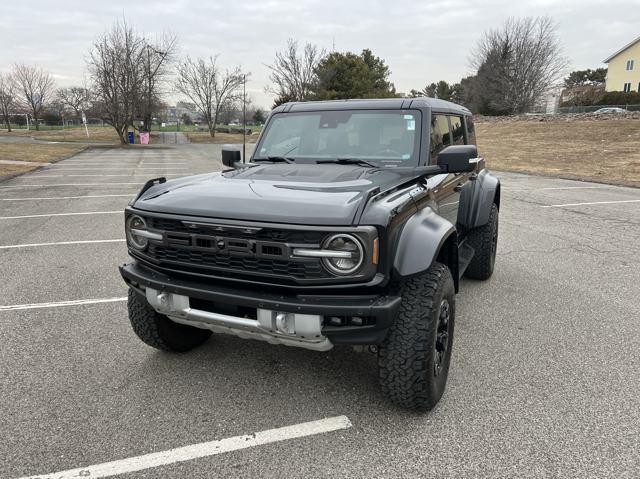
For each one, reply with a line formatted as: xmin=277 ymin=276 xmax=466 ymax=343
xmin=453 ymin=183 xmax=464 ymax=192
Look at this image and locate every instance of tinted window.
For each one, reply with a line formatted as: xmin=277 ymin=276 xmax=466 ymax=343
xmin=430 ymin=114 xmax=450 ymax=161
xmin=450 ymin=116 xmax=465 ymax=145
xmin=466 ymin=116 xmax=476 ymax=145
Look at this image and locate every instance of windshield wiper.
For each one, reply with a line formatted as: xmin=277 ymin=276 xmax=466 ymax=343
xmin=253 ymin=156 xmax=296 ymax=164
xmin=316 ymin=158 xmax=378 ymax=168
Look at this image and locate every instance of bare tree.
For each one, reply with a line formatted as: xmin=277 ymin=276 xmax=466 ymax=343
xmin=138 ymin=33 xmax=177 ymax=131
xmin=470 ymin=16 xmax=567 ymax=115
xmin=87 ymin=20 xmax=145 ymax=144
xmin=265 ymin=39 xmax=325 ymax=104
xmin=0 ymin=73 xmax=16 ymax=131
xmin=56 ymin=86 xmax=92 ymax=119
xmin=175 ymin=56 xmax=245 ymax=137
xmin=12 ymin=64 xmax=55 ymax=130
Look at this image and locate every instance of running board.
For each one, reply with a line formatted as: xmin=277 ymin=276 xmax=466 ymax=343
xmin=458 ymin=241 xmax=475 ymax=279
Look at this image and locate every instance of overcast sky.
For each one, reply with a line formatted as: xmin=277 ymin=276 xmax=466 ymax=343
xmin=1 ymin=0 xmax=638 ymax=108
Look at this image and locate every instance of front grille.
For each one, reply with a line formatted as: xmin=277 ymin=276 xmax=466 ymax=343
xmin=147 ymin=244 xmax=327 ymax=279
xmin=142 ymin=216 xmax=332 ymax=283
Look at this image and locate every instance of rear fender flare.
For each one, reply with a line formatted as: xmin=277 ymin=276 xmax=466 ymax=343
xmin=459 ymin=169 xmax=500 ymax=229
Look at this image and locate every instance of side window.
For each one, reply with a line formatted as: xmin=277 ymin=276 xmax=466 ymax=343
xmin=449 ymin=116 xmax=464 ymax=145
xmin=430 ymin=114 xmax=450 ymax=162
xmin=466 ymin=116 xmax=477 ymax=145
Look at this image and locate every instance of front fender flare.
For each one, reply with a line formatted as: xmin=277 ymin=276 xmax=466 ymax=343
xmin=392 ymin=207 xmax=456 ymax=280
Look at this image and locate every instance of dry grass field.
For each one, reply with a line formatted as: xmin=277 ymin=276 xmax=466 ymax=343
xmin=0 ymin=143 xmax=85 ymax=177
xmin=185 ymin=131 xmax=259 ymax=144
xmin=0 ymin=127 xmax=119 ymax=142
xmin=477 ymin=118 xmax=640 ymax=187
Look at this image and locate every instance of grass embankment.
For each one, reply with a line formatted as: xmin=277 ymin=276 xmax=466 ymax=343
xmin=476 ymin=118 xmax=640 ymax=187
xmin=0 ymin=143 xmax=85 ymax=178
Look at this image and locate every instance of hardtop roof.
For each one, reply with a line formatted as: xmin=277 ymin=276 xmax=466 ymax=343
xmin=273 ymin=97 xmax=472 ymax=115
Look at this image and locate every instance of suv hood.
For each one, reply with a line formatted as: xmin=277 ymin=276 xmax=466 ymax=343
xmin=134 ymin=163 xmax=416 ymax=225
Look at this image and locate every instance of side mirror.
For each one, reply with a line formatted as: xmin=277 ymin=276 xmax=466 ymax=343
xmin=437 ymin=145 xmax=478 ymax=173
xmin=221 ymin=145 xmax=241 ymax=168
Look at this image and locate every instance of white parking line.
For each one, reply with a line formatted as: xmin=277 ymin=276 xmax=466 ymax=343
xmin=50 ymin=167 xmax=187 ymax=171
xmin=0 ymin=296 xmax=127 ymax=312
xmin=33 ymin=174 xmax=188 ymax=178
xmin=0 ymin=211 xmax=121 ymax=220
xmin=0 ymin=183 xmax=142 ymax=188
xmin=1 ymin=195 xmax=132 ymax=201
xmin=0 ymin=239 xmax=125 ymax=250
xmin=16 ymin=416 xmax=352 ymax=479
xmin=60 ymin=163 xmax=187 ymax=165
xmin=502 ymin=186 xmax=615 ymax=191
xmin=542 ymin=199 xmax=640 ymax=208
xmin=539 ymin=186 xmax=615 ymax=190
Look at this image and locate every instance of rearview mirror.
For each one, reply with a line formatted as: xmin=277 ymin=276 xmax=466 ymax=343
xmin=221 ymin=145 xmax=241 ymax=168
xmin=437 ymin=145 xmax=478 ymax=173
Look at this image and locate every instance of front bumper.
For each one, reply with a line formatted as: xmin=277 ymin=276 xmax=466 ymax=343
xmin=119 ymin=261 xmax=401 ymax=348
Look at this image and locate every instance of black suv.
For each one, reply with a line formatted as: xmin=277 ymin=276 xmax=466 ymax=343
xmin=120 ymin=98 xmax=500 ymax=410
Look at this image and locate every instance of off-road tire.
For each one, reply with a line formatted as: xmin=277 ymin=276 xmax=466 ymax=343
xmin=465 ymin=203 xmax=499 ymax=280
xmin=378 ymin=263 xmax=455 ymax=411
xmin=127 ymin=289 xmax=211 ymax=352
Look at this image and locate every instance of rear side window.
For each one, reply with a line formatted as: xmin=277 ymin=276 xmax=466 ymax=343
xmin=449 ymin=116 xmax=465 ymax=145
xmin=466 ymin=116 xmax=476 ymax=145
xmin=430 ymin=115 xmax=450 ymax=162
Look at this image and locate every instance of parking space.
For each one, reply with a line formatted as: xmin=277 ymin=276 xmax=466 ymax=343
xmin=1 ymin=149 xmax=639 ymax=478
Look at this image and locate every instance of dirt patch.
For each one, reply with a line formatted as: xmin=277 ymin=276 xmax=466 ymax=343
xmin=476 ymin=117 xmax=640 ymax=187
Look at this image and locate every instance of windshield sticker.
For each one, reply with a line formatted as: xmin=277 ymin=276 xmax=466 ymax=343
xmin=402 ymin=154 xmax=410 ymax=160
xmin=406 ymin=119 xmax=415 ymax=131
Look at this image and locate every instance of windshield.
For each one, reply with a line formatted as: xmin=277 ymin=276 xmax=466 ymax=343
xmin=254 ymin=109 xmax=421 ymax=166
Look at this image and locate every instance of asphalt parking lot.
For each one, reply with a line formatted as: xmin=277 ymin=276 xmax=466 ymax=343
xmin=1 ymin=144 xmax=639 ymax=478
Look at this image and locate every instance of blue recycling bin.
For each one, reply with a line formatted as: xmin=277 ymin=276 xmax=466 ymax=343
xmin=127 ymin=131 xmax=135 ymax=144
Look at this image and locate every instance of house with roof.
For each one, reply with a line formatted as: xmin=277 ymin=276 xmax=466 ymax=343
xmin=604 ymin=36 xmax=640 ymax=92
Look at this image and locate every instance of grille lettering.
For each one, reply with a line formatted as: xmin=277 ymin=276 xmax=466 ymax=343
xmin=164 ymin=233 xmax=290 ymax=260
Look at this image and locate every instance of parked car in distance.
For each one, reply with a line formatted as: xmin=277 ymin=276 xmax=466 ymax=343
xmin=593 ymin=107 xmax=628 ymax=114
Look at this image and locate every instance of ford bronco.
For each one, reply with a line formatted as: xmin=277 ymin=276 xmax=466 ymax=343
xmin=119 ymin=98 xmax=500 ymax=410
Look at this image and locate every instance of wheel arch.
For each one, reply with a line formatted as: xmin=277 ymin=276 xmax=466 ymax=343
xmin=392 ymin=207 xmax=459 ymax=292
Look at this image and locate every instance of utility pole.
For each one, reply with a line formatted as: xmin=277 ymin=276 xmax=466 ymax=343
xmin=242 ymin=74 xmax=246 ymax=163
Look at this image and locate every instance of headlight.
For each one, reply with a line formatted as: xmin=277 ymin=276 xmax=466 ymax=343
xmin=321 ymin=234 xmax=364 ymax=275
xmin=126 ymin=215 xmax=150 ymax=250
